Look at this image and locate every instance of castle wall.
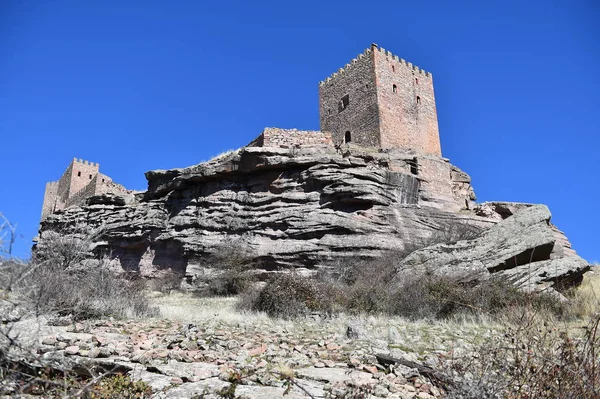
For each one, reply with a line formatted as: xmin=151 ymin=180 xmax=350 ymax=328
xmin=68 ymin=159 xmax=100 ymax=198
xmin=260 ymin=128 xmax=333 ymax=148
xmin=318 ymin=45 xmax=442 ymax=156
xmin=65 ymin=175 xmax=100 ymax=208
xmin=372 ymin=47 xmax=441 ymax=156
xmin=41 ymin=158 xmax=128 ymax=220
xmin=41 ymin=181 xmax=59 ymax=219
xmin=319 ymin=49 xmax=381 ymax=147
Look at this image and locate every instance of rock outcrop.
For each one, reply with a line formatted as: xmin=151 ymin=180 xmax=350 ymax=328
xmin=395 ymin=204 xmax=589 ymax=293
xmin=37 ymin=144 xmax=589 ymax=293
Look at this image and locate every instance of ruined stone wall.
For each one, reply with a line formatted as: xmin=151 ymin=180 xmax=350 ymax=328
xmin=319 ymin=48 xmax=381 ymax=147
xmin=41 ymin=181 xmax=59 ymax=219
xmin=416 ymin=156 xmax=473 ymax=211
xmin=65 ymin=175 xmax=99 ymax=208
xmin=95 ymin=173 xmax=129 ymax=196
xmin=372 ymin=46 xmax=441 ymax=156
xmin=259 ymin=128 xmax=332 ymax=148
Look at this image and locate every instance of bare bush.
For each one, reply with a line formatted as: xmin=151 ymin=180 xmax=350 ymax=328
xmin=196 ymin=237 xmax=257 ymax=296
xmin=427 ymin=221 xmax=484 ymax=246
xmin=13 ymin=228 xmax=158 ymax=320
xmin=239 ymin=273 xmax=338 ymax=319
xmin=444 ymin=311 xmax=600 ymax=398
xmin=150 ymin=269 xmax=185 ymax=294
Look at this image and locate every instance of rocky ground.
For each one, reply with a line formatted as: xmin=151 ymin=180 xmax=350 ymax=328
xmin=6 ymin=294 xmax=500 ymax=398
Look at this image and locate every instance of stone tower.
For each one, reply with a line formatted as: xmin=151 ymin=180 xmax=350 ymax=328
xmin=319 ymin=44 xmax=441 ymax=156
xmin=41 ymin=158 xmax=128 ymax=220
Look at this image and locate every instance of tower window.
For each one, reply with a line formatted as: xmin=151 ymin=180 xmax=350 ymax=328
xmin=344 ymin=131 xmax=351 ymax=143
xmin=339 ymin=94 xmax=350 ymax=112
xmin=415 ymin=78 xmax=419 ymax=84
xmin=89 ymin=174 xmax=92 ymax=179
xmin=416 ymin=96 xmax=421 ymax=104
xmin=410 ymin=158 xmax=418 ymax=175
xmin=77 ymin=171 xmax=81 ymax=177
xmin=393 ymin=84 xmax=397 ymax=93
xmin=328 ymin=109 xmax=332 ymax=115
xmin=392 ymin=65 xmax=395 ymax=72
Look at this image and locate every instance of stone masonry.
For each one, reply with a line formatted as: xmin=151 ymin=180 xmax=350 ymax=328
xmin=41 ymin=158 xmax=128 ymax=220
xmin=43 ymin=44 xmax=442 ymax=219
xmin=319 ymin=44 xmax=441 ymax=156
xmin=248 ymin=128 xmax=333 ymax=148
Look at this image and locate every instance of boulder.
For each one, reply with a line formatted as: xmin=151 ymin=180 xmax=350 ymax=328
xmin=395 ymin=205 xmax=589 ymax=293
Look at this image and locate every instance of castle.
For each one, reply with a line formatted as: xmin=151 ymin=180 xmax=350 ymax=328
xmin=42 ymin=44 xmax=442 ymax=218
xmin=253 ymin=43 xmax=441 ymax=155
xmin=41 ymin=158 xmax=128 ymax=220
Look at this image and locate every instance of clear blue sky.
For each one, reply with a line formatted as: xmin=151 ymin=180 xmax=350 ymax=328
xmin=1 ymin=0 xmax=598 ymax=261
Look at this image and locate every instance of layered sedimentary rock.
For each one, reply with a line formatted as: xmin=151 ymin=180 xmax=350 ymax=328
xmin=37 ymin=144 xmax=589 ymax=293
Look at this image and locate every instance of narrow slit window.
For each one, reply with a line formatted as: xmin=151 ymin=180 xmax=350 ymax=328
xmin=416 ymin=96 xmax=421 ymax=104
xmin=393 ymin=84 xmax=397 ymax=93
xmin=415 ymin=78 xmax=419 ymax=84
xmin=410 ymin=158 xmax=418 ymax=175
xmin=89 ymin=174 xmax=92 ymax=179
xmin=392 ymin=65 xmax=395 ymax=72
xmin=344 ymin=131 xmax=351 ymax=143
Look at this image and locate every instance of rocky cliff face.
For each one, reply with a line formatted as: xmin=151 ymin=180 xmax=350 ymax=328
xmin=37 ymin=145 xmax=589 ymax=294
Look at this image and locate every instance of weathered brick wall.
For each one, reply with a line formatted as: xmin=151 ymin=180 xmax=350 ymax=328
xmin=41 ymin=158 xmax=128 ymax=220
xmin=68 ymin=159 xmax=100 ymax=198
xmin=41 ymin=181 xmax=59 ymax=219
xmin=372 ymin=46 xmax=441 ymax=156
xmin=65 ymin=175 xmax=100 ymax=208
xmin=318 ymin=44 xmax=441 ymax=156
xmin=319 ymin=48 xmax=381 ymax=147
xmin=251 ymin=128 xmax=333 ymax=148
xmin=96 ymin=173 xmax=129 ymax=195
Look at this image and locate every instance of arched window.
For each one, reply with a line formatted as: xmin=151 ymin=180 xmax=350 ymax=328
xmin=416 ymin=96 xmax=421 ymax=104
xmin=392 ymin=65 xmax=395 ymax=72
xmin=392 ymin=84 xmax=397 ymax=93
xmin=77 ymin=171 xmax=81 ymax=177
xmin=344 ymin=131 xmax=351 ymax=143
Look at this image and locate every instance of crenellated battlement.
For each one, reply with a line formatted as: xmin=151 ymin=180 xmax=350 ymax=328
xmin=319 ymin=44 xmax=431 ymax=87
xmin=72 ymin=157 xmax=99 ymax=168
xmin=319 ymin=43 xmax=441 ymax=156
xmin=41 ymin=157 xmax=127 ymax=220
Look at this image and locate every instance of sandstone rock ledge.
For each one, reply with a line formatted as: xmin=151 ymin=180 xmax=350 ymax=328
xmin=37 ymin=145 xmax=589 ymax=293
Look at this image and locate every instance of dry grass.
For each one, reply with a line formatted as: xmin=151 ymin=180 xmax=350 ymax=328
xmin=569 ymin=264 xmax=600 ymax=318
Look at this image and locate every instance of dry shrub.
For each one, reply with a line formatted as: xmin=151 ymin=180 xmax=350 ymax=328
xmin=428 ymin=221 xmax=483 ymax=245
xmin=239 ymin=273 xmax=337 ymax=319
xmin=150 ymin=269 xmax=185 ymax=294
xmin=18 ymin=229 xmax=158 ymax=320
xmin=198 ymin=237 xmax=257 ymax=296
xmin=445 ymin=311 xmax=600 ymax=398
xmin=327 ymin=251 xmax=568 ymax=320
xmin=27 ymin=265 xmax=157 ymax=320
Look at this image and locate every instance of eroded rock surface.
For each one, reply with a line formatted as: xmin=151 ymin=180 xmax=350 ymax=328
xmin=396 ymin=205 xmax=589 ymax=293
xmin=37 ymin=145 xmax=588 ymax=291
